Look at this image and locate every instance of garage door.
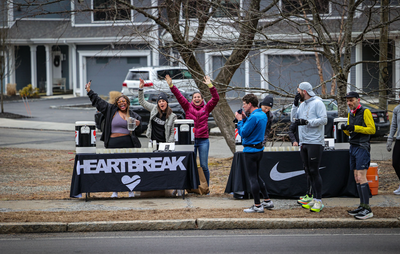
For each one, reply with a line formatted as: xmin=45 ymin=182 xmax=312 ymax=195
xmin=268 ymin=55 xmax=333 ymax=95
xmin=212 ymin=55 xmax=246 ymax=98
xmin=86 ymin=56 xmax=147 ymax=96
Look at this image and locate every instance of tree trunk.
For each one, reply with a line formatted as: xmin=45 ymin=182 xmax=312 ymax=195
xmin=330 ymin=76 xmax=336 ymax=95
xmin=315 ymin=53 xmax=326 ymax=96
xmin=337 ymin=75 xmax=348 ymax=117
xmin=379 ymin=0 xmax=389 ymax=110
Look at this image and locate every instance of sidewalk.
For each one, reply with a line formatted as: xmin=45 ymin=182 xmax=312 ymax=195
xmin=1 ymin=195 xmax=400 ymax=233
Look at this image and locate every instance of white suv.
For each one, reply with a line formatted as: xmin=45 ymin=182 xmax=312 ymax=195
xmin=121 ymin=66 xmax=198 ymax=95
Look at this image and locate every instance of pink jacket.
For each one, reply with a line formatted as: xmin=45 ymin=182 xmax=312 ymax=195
xmin=170 ymin=85 xmax=219 ymax=139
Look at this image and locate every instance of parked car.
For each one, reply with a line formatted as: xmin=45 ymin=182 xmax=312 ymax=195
xmin=95 ymin=89 xmax=217 ymax=135
xmin=121 ymin=66 xmax=197 ymax=96
xmin=270 ymin=99 xmax=390 ymax=138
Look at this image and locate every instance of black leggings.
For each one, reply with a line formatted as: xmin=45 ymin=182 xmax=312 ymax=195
xmin=393 ymin=140 xmax=400 ymax=180
xmin=244 ymin=151 xmax=269 ymax=204
xmin=300 ymin=144 xmax=323 ymax=200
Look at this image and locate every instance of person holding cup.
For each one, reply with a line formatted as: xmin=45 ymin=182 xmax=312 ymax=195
xmin=86 ymin=81 xmax=142 ymax=198
xmin=138 ymin=78 xmax=177 ymax=146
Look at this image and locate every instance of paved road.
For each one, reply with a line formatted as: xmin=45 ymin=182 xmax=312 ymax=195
xmin=1 ymin=229 xmax=400 ymax=253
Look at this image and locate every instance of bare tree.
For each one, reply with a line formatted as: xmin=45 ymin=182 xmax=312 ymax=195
xmin=254 ymin=0 xmax=400 ymax=116
xmin=379 ymin=0 xmax=389 ymax=110
xmin=109 ymin=0 xmax=281 ymax=153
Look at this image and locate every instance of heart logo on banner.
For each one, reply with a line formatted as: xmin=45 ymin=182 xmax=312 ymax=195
xmin=121 ymin=175 xmax=141 ymax=191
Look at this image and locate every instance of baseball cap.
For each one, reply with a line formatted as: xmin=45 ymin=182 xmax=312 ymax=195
xmin=298 ymin=82 xmax=316 ymax=97
xmin=260 ymin=96 xmax=273 ymax=107
xmin=344 ymin=91 xmax=359 ymax=98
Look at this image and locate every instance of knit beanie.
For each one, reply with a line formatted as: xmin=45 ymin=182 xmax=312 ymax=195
xmin=157 ymin=92 xmax=169 ymax=103
xmin=260 ymin=96 xmax=273 ymax=108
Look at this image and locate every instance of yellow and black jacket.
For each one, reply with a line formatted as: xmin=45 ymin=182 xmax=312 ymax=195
xmin=343 ymin=106 xmax=376 ymax=151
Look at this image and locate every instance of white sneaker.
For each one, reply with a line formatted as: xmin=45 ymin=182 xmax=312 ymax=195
xmin=243 ymin=205 xmax=264 ymax=213
xmin=129 ymin=192 xmax=135 ymax=197
xmin=393 ymin=186 xmax=400 ymax=195
xmin=111 ymin=192 xmax=118 ymax=198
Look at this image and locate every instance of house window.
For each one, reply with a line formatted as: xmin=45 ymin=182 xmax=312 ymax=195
xmin=282 ymin=0 xmax=329 ymax=15
xmin=182 ymin=0 xmax=240 ymax=19
xmin=213 ymin=0 xmax=240 ymax=18
xmin=182 ymin=0 xmax=204 ymax=19
xmin=93 ymin=0 xmax=131 ymax=21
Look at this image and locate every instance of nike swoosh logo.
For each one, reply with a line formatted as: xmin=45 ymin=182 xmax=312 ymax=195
xmin=269 ymin=162 xmax=326 ymax=181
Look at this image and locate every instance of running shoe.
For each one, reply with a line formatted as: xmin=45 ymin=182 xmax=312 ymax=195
xmin=354 ymin=208 xmax=374 ymax=220
xmin=302 ymin=200 xmax=315 ymax=210
xmin=261 ymin=200 xmax=274 ymax=210
xmin=393 ymin=186 xmax=400 ymax=195
xmin=310 ymin=200 xmax=324 ymax=212
xmin=297 ymin=194 xmax=313 ymax=205
xmin=243 ymin=205 xmax=264 ymax=213
xmin=347 ymin=206 xmax=364 ymax=216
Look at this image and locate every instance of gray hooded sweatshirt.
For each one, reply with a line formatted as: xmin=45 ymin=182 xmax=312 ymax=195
xmin=291 ymin=96 xmax=327 ymax=146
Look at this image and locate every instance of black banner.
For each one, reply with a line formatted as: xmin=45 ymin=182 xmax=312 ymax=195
xmin=225 ymin=150 xmax=357 ymax=198
xmin=70 ymin=151 xmax=199 ymax=197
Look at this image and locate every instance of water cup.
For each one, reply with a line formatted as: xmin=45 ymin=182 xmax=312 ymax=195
xmin=127 ymin=117 xmax=137 ymax=131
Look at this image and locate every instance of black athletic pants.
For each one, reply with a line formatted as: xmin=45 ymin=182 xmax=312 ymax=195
xmin=244 ymin=151 xmax=270 ymax=204
xmin=393 ymin=140 xmax=400 ymax=180
xmin=299 ymin=144 xmax=323 ymax=200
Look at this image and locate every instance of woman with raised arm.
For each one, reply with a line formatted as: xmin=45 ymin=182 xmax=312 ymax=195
xmin=166 ymin=75 xmax=219 ymax=189
xmin=138 ymin=78 xmax=177 ymax=145
xmin=86 ymin=81 xmax=141 ymax=198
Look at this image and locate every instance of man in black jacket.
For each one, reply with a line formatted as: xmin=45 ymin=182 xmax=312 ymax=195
xmin=260 ymin=96 xmax=274 ymax=146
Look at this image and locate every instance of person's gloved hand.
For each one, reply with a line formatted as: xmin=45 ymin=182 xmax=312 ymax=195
xmin=295 ymin=118 xmax=308 ymax=125
xmin=387 ymin=138 xmax=393 ymax=152
xmin=293 ymin=93 xmax=301 ymax=107
xmin=342 ymin=124 xmax=355 ymax=132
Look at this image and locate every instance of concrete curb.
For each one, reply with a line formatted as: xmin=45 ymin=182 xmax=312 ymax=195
xmin=1 ymin=218 xmax=400 ymax=234
xmin=196 ymin=218 xmax=400 ymax=230
xmin=67 ymin=219 xmax=196 ymax=232
xmin=0 ymin=222 xmax=67 ymax=234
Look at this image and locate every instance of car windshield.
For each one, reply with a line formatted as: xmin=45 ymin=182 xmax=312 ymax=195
xmin=157 ymin=69 xmax=193 ymax=80
xmin=126 ymin=71 xmax=150 ymax=80
xmin=129 ymin=92 xmax=181 ymax=106
xmin=323 ymin=100 xmax=338 ymax=111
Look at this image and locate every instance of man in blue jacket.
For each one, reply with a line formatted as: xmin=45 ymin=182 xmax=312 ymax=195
xmin=291 ymin=82 xmax=327 ymax=212
xmin=236 ymin=94 xmax=274 ymax=213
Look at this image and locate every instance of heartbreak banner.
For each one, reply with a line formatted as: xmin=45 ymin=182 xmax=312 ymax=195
xmin=70 ymin=151 xmax=198 ymax=197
